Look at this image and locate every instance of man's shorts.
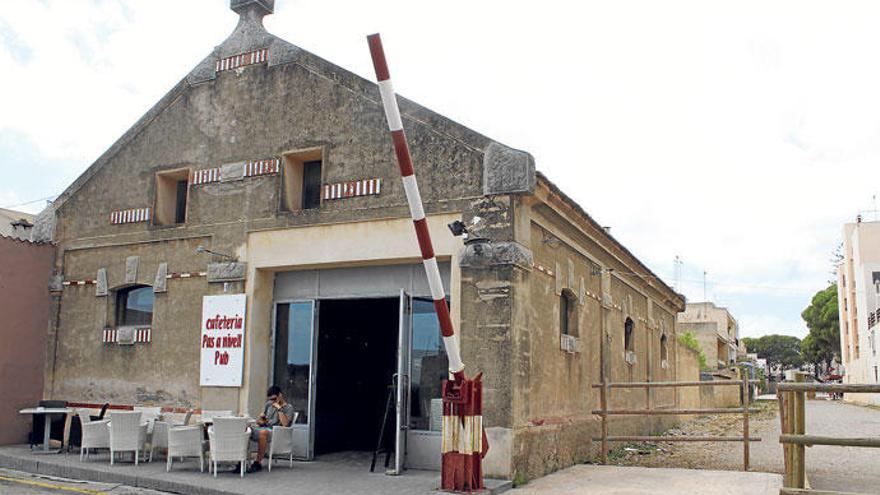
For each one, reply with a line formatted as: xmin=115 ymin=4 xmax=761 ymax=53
xmin=251 ymin=426 xmax=273 ymax=441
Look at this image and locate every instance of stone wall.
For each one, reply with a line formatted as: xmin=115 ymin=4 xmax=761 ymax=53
xmin=676 ymin=344 xmax=701 ymax=410
xmin=505 ymin=194 xmax=685 ymax=482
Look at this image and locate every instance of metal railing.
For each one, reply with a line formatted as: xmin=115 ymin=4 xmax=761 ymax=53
xmin=592 ymin=369 xmax=761 ymax=470
xmin=777 ymin=376 xmax=880 ymax=495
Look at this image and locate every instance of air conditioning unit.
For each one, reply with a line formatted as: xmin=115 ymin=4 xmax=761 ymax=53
xmin=560 ymin=334 xmax=581 ymax=354
xmin=625 ymin=350 xmax=637 ymax=365
xmin=116 ymin=326 xmax=136 ymax=345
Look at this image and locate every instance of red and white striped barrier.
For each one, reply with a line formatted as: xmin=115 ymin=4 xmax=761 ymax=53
xmin=110 ymin=208 xmax=151 ymax=225
xmin=368 ymin=34 xmax=464 ymax=381
xmin=441 ymin=374 xmax=488 ymax=491
xmin=368 ymin=33 xmax=486 ymax=491
xmin=323 ymin=178 xmax=382 ymax=200
xmin=215 ymin=47 xmax=268 ymax=73
xmin=62 ymin=279 xmax=96 ymax=287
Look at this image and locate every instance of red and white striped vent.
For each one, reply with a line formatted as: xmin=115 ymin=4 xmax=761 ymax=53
xmin=103 ymin=327 xmax=151 ymax=344
xmin=244 ymin=158 xmax=280 ymax=177
xmin=192 ymin=167 xmax=221 ymax=185
xmin=322 ymin=178 xmax=382 ymax=200
xmin=62 ymin=279 xmax=96 ymax=287
xmin=110 ymin=208 xmax=151 ymax=225
xmin=215 ymin=48 xmax=268 ymax=73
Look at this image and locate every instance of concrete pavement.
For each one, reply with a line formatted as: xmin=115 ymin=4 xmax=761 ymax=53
xmin=0 ymin=447 xmax=511 ymax=495
xmin=511 ymin=465 xmax=782 ymax=495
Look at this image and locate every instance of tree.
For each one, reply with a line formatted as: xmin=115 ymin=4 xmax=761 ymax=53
xmin=800 ymin=284 xmax=841 ymax=374
xmin=742 ymin=334 xmax=803 ymax=371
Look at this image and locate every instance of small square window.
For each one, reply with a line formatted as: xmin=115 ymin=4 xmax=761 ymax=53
xmin=116 ymin=285 xmax=154 ymax=326
xmin=281 ymin=149 xmax=323 ymax=212
xmin=155 ymin=168 xmax=190 ymax=225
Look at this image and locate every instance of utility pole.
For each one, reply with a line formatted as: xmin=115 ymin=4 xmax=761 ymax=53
xmin=703 ymin=270 xmax=708 ymax=302
xmin=674 ymin=255 xmax=682 ymax=293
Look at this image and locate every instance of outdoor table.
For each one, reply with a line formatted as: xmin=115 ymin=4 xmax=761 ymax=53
xmin=198 ymin=416 xmax=255 ymax=425
xmin=18 ymin=407 xmax=72 ymax=454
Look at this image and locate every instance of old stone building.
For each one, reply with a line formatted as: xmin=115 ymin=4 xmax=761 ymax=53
xmin=38 ymin=0 xmax=685 ymax=481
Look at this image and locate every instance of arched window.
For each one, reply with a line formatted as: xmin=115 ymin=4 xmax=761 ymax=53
xmin=624 ymin=317 xmax=634 ymax=353
xmin=660 ymin=333 xmax=669 ymax=363
xmin=560 ymin=289 xmax=578 ymax=337
xmin=116 ymin=285 xmax=154 ymax=326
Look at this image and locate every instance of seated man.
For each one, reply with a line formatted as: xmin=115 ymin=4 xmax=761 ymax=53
xmin=248 ymin=385 xmax=295 ymax=472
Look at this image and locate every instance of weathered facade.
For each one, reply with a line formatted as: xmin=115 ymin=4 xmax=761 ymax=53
xmin=39 ymin=0 xmax=685 ymax=480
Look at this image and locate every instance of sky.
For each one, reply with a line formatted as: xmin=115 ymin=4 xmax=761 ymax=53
xmin=1 ymin=0 xmax=879 ymax=339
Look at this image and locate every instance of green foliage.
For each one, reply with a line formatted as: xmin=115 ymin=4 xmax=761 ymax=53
xmin=678 ymin=331 xmax=708 ymax=370
xmin=512 ymin=470 xmax=528 ymax=487
xmin=800 ymin=284 xmax=841 ymax=368
xmin=754 ymin=365 xmax=766 ymax=391
xmin=742 ymin=334 xmax=803 ymax=370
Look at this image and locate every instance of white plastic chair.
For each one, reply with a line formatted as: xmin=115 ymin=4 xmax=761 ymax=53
xmin=200 ymin=410 xmax=234 ymax=424
xmin=150 ymin=421 xmax=169 ymax=462
xmin=267 ymin=412 xmax=299 ymax=471
xmin=107 ymin=411 xmax=147 ymax=466
xmin=166 ymin=425 xmax=204 ymax=473
xmin=208 ymin=417 xmax=249 ymax=478
xmin=78 ymin=410 xmax=109 ymax=461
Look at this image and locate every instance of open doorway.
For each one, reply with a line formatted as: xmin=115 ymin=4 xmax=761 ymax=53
xmin=314 ymin=298 xmax=399 ymax=455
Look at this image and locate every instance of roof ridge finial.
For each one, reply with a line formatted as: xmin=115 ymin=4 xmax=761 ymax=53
xmin=230 ymin=0 xmax=274 ymax=20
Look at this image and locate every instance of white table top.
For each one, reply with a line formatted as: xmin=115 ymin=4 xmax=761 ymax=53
xmin=19 ymin=408 xmax=72 ymax=414
xmin=199 ymin=416 xmax=255 ymax=425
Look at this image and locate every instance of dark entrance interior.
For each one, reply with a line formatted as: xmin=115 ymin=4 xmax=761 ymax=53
xmin=315 ymin=298 xmax=399 ymax=455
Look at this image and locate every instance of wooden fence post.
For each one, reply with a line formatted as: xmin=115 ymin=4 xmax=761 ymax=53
xmin=777 ymin=387 xmax=791 ymax=487
xmin=741 ymin=366 xmax=750 ymax=471
xmin=793 ymin=372 xmax=806 ymax=488
xmin=600 ymin=377 xmax=609 ymax=464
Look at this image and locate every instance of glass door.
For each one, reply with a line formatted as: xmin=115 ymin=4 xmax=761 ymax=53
xmin=272 ymin=300 xmax=318 ymax=460
xmin=391 ymin=290 xmax=412 ymax=474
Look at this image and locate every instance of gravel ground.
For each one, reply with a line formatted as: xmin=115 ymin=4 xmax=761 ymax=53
xmin=606 ymin=399 xmax=880 ymax=493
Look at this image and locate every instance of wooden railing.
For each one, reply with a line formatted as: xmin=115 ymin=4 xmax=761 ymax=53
xmin=777 ymin=377 xmax=880 ymax=495
xmin=592 ymin=369 xmax=761 ymax=470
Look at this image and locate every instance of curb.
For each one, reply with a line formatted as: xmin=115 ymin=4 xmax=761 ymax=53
xmin=0 ymin=452 xmax=236 ymax=495
xmin=0 ymin=452 xmax=512 ymax=495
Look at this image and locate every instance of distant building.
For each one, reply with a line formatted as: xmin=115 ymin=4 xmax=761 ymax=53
xmin=0 ymin=208 xmax=36 ymax=241
xmin=746 ymin=352 xmax=768 ymax=376
xmin=0 ymin=233 xmax=54 ymax=444
xmin=677 ymin=302 xmax=739 ymax=370
xmin=837 ymin=218 xmax=880 ymax=405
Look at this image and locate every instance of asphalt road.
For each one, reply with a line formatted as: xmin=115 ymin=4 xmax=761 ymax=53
xmin=0 ymin=468 xmax=170 ymax=495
